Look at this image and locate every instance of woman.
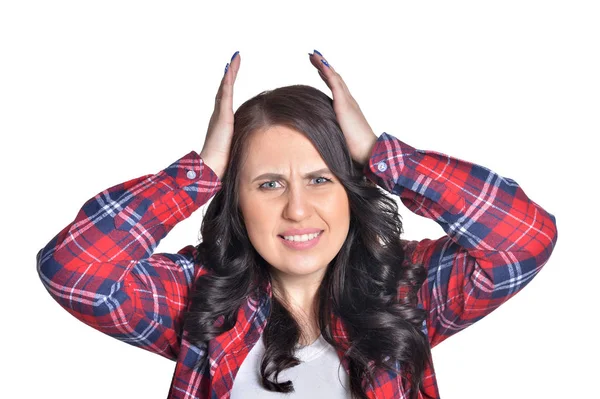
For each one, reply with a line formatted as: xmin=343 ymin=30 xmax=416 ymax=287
xmin=36 ymin=50 xmax=558 ymax=399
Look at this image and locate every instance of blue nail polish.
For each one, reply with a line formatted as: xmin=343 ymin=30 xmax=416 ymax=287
xmin=314 ymin=49 xmax=323 ymax=56
xmin=231 ymin=51 xmax=239 ymax=61
xmin=321 ymin=59 xmax=329 ymax=68
xmin=224 ymin=63 xmax=229 ymax=76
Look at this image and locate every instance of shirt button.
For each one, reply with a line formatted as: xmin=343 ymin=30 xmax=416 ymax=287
xmin=377 ymin=161 xmax=388 ymax=172
xmin=186 ymin=170 xmax=197 ymax=179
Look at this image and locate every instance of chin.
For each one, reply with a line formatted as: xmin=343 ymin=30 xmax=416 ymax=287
xmin=269 ymin=259 xmax=327 ymax=276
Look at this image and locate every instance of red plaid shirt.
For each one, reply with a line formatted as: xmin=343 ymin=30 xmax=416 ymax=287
xmin=37 ymin=132 xmax=558 ymax=398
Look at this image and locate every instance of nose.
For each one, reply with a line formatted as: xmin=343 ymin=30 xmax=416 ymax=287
xmin=282 ymin=184 xmax=313 ymax=221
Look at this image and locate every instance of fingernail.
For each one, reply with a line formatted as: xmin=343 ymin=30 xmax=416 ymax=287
xmin=231 ymin=51 xmax=239 ymax=61
xmin=313 ymin=49 xmax=323 ymax=56
xmin=321 ymin=59 xmax=330 ymax=68
xmin=224 ymin=63 xmax=229 ymax=76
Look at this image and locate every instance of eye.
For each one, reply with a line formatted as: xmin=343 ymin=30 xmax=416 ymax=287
xmin=258 ymin=176 xmax=333 ymax=190
xmin=259 ymin=180 xmax=282 ymax=190
xmin=314 ymin=176 xmax=332 ymax=185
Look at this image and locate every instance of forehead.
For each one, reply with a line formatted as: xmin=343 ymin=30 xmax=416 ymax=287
xmin=242 ymin=125 xmax=325 ymax=170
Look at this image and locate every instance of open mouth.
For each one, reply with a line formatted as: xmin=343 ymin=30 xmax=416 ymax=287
xmin=278 ymin=230 xmax=324 ymax=249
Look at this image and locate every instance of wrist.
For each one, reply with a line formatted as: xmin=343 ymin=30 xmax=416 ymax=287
xmin=199 ymin=152 xmax=224 ymax=180
xmin=357 ymin=135 xmax=378 ymax=167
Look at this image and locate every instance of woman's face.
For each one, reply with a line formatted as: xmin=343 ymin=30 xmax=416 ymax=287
xmin=238 ymin=125 xmax=351 ymax=286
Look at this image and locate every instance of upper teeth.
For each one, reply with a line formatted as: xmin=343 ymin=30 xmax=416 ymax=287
xmin=283 ymin=231 xmax=322 ymax=242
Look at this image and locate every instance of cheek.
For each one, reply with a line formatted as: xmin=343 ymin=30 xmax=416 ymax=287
xmin=327 ymin=191 xmax=351 ymax=223
xmin=240 ymin=200 xmax=275 ymax=236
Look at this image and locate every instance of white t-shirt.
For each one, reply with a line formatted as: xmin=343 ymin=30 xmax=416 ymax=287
xmin=230 ymin=332 xmax=351 ymax=398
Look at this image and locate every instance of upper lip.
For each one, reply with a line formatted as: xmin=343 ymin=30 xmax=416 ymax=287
xmin=280 ymin=228 xmax=324 ymax=237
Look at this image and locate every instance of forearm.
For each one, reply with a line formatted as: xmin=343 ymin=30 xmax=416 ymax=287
xmin=36 ymin=150 xmax=222 ymax=304
xmin=363 ymin=132 xmax=558 ymax=258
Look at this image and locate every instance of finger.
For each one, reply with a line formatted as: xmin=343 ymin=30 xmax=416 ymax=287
xmin=220 ymin=67 xmax=234 ymax=108
xmin=229 ymin=51 xmax=241 ymax=82
xmin=309 ymin=52 xmax=351 ymax=98
xmin=215 ymin=52 xmax=240 ymax=109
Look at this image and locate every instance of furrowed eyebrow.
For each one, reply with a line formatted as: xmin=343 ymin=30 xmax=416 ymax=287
xmin=251 ymin=167 xmax=332 ymax=183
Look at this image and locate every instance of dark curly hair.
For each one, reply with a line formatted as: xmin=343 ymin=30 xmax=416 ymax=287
xmin=182 ymin=84 xmax=432 ymax=399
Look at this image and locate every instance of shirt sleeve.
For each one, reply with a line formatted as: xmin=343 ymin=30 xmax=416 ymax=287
xmin=362 ymin=132 xmax=558 ymax=348
xmin=36 ymin=150 xmax=222 ymax=361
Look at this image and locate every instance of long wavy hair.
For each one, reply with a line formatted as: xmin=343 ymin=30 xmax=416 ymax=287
xmin=183 ymin=84 xmax=432 ymax=399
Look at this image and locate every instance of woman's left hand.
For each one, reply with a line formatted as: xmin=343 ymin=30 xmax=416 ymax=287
xmin=309 ymin=50 xmax=378 ymax=167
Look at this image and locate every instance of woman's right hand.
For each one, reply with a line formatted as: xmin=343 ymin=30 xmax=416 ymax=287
xmin=199 ymin=51 xmax=241 ymax=180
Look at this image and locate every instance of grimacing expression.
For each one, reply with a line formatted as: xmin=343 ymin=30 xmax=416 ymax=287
xmin=237 ymin=125 xmax=351 ymax=284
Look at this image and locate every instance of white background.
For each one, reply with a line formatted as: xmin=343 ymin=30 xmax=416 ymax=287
xmin=2 ymin=1 xmax=597 ymax=398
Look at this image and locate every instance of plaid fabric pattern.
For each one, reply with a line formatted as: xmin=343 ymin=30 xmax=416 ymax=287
xmin=37 ymin=132 xmax=558 ymax=398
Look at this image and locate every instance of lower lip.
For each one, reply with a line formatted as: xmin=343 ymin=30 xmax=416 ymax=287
xmin=278 ymin=231 xmax=323 ymax=250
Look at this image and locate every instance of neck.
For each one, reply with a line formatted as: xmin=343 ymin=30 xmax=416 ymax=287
xmin=270 ymin=272 xmax=323 ymax=346
xmin=269 ymin=266 xmax=324 ymax=311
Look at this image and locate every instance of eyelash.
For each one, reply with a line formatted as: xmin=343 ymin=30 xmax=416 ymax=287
xmin=258 ymin=176 xmax=333 ymax=190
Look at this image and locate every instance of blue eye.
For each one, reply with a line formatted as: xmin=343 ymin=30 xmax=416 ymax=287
xmin=314 ymin=176 xmax=331 ymax=184
xmin=258 ymin=176 xmax=332 ymax=190
xmin=259 ymin=181 xmax=281 ymax=189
